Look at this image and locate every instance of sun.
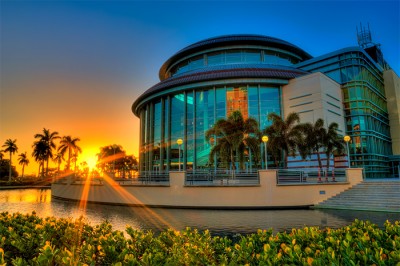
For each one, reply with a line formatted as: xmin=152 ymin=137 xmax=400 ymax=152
xmin=86 ymin=157 xmax=97 ymax=170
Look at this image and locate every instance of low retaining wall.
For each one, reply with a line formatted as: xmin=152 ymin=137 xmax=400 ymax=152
xmin=51 ymin=169 xmax=363 ymax=209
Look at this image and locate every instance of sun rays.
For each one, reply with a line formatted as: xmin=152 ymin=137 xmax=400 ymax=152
xmin=73 ymin=172 xmax=178 ymax=232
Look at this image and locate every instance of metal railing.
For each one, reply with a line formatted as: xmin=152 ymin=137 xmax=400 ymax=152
xmin=185 ymin=169 xmax=259 ymax=186
xmin=277 ymin=168 xmax=347 ymax=184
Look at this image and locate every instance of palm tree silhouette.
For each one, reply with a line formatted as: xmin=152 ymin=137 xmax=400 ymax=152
xmin=18 ymin=152 xmax=30 ymax=178
xmin=53 ymin=152 xmax=64 ymax=174
xmin=34 ymin=128 xmax=60 ymax=176
xmin=2 ymin=139 xmax=18 ymax=181
xmin=206 ymin=110 xmax=260 ymax=171
xmin=32 ymin=140 xmax=48 ymax=178
xmin=263 ymin=112 xmax=302 ymax=168
xmin=58 ymin=136 xmax=81 ymax=171
xmin=323 ymin=122 xmax=345 ymax=178
xmin=296 ymin=119 xmax=326 ymax=169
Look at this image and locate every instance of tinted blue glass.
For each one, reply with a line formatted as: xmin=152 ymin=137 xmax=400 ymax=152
xmin=248 ymin=86 xmax=259 ymax=121
xmin=195 ymin=90 xmax=213 ymax=168
xmin=243 ymin=50 xmax=261 ymax=63
xmin=226 ymin=50 xmax=242 ymax=64
xmin=163 ymin=98 xmax=170 ymax=170
xmin=171 ymin=94 xmax=185 ymax=170
xmin=216 ymin=87 xmax=226 ymax=119
xmin=152 ymin=101 xmax=162 ymax=169
xmin=259 ymin=87 xmax=280 ymax=130
xmin=186 ymin=92 xmax=194 ymax=169
xmin=207 ymin=52 xmax=224 ymax=66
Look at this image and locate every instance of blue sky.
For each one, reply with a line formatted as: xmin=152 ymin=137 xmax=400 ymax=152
xmin=1 ymin=0 xmax=399 ymax=174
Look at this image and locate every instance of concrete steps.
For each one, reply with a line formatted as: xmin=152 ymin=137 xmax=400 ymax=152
xmin=314 ymin=180 xmax=400 ymax=212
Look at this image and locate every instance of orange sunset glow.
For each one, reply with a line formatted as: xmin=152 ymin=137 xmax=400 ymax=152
xmin=1 ymin=76 xmax=141 ymax=176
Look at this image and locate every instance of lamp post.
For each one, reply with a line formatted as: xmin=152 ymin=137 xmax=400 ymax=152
xmin=262 ymin=136 xmax=269 ymax=169
xmin=177 ymin=139 xmax=183 ymax=171
xmin=344 ymin=135 xmax=351 ymax=168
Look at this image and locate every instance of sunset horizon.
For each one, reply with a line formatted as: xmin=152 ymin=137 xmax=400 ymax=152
xmin=1 ymin=0 xmax=399 ymax=177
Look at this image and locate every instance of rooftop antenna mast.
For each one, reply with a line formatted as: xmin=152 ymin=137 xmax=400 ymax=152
xmin=356 ymin=23 xmax=373 ymax=48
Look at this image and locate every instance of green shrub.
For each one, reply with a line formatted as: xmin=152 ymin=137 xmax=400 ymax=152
xmin=0 ymin=212 xmax=399 ymax=265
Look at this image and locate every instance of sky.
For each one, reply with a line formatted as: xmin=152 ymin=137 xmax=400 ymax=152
xmin=1 ymin=0 xmax=399 ymax=176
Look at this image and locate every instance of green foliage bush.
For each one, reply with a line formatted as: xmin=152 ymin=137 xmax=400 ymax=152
xmin=0 ymin=212 xmax=399 ymax=265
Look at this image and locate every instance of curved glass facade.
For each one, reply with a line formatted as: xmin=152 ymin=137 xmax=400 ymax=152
xmin=133 ymin=34 xmax=398 ymax=178
xmin=139 ymin=85 xmax=281 ymax=172
xmin=167 ymin=47 xmax=302 ymax=77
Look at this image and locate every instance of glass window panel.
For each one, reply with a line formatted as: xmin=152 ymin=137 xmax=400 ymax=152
xmin=243 ymin=50 xmax=261 ymax=63
xmin=171 ymin=94 xmax=185 ymax=170
xmin=226 ymin=50 xmax=242 ymax=64
xmin=163 ymin=98 xmax=170 ymax=170
xmin=207 ymin=52 xmax=225 ymax=66
xmin=189 ymin=56 xmax=204 ymax=70
xmin=195 ymin=90 xmax=213 ymax=168
xmin=259 ymin=87 xmax=280 ymax=129
xmin=226 ymin=86 xmax=248 ymax=119
xmin=216 ymin=87 xmax=226 ymax=120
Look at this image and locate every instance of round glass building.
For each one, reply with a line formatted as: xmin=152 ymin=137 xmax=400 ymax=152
xmin=132 ymin=34 xmax=312 ymax=172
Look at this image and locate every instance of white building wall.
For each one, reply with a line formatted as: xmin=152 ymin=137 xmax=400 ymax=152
xmin=282 ymin=72 xmax=347 ymax=168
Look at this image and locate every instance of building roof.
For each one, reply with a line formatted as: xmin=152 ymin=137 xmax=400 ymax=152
xmin=159 ymin=34 xmax=313 ymax=80
xmin=132 ymin=64 xmax=308 ymax=115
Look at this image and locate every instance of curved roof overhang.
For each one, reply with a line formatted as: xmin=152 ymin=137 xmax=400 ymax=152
xmin=132 ymin=65 xmax=308 ymax=116
xmin=159 ymin=34 xmax=313 ymax=80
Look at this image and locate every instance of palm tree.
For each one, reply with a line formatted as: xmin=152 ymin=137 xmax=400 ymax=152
xmin=18 ymin=152 xmax=29 ymax=178
xmin=34 ymin=128 xmax=59 ymax=176
xmin=323 ymin=122 xmax=345 ymax=178
xmin=96 ymin=144 xmax=125 ymax=174
xmin=2 ymin=139 xmax=18 ymax=181
xmin=205 ymin=110 xmax=260 ymax=171
xmin=58 ymin=136 xmax=81 ymax=171
xmin=296 ymin=119 xmax=326 ymax=169
xmin=71 ymin=153 xmax=78 ymax=172
xmin=53 ymin=152 xmax=64 ymax=174
xmin=32 ymin=140 xmax=48 ymax=178
xmin=0 ymin=150 xmax=4 ymax=160
xmin=263 ymin=112 xmax=302 ymax=168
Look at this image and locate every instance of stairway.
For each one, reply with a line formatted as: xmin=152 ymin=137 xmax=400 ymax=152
xmin=314 ymin=180 xmax=400 ymax=213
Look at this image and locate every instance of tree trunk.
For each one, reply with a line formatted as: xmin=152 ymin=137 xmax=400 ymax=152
xmin=8 ymin=152 xmax=12 ymax=182
xmin=316 ymin=149 xmax=323 ymax=169
xmin=67 ymin=148 xmax=71 ymax=171
xmin=22 ymin=165 xmax=25 ymax=178
xmin=41 ymin=161 xmax=45 ymax=179
xmin=230 ymin=149 xmax=236 ymax=171
xmin=46 ymin=158 xmax=49 ymax=177
xmin=326 ymin=153 xmax=331 ymax=178
xmin=284 ymin=152 xmax=288 ymax=169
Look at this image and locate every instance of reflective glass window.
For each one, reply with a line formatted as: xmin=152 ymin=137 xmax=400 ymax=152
xmin=216 ymin=87 xmax=226 ymax=119
xmin=171 ymin=94 xmax=185 ymax=170
xmin=152 ymin=101 xmax=162 ymax=171
xmin=226 ymin=50 xmax=242 ymax=64
xmin=227 ymin=86 xmax=248 ymax=119
xmin=186 ymin=92 xmax=194 ymax=169
xmin=195 ymin=90 xmax=213 ymax=168
xmin=208 ymin=52 xmax=225 ymax=66
xmin=259 ymin=87 xmax=280 ymax=129
xmin=243 ymin=50 xmax=261 ymax=63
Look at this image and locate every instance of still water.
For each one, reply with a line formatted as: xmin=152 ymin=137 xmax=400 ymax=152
xmin=1 ymin=188 xmax=399 ymax=236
